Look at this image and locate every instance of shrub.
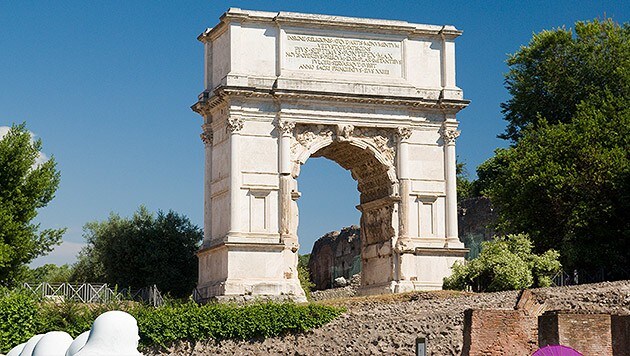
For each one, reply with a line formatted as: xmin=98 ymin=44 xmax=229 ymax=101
xmin=133 ymin=301 xmax=344 ymax=347
xmin=443 ymin=234 xmax=561 ymax=292
xmin=297 ymin=254 xmax=315 ymax=301
xmin=0 ymin=293 xmax=344 ymax=352
xmin=0 ymin=288 xmax=41 ymax=353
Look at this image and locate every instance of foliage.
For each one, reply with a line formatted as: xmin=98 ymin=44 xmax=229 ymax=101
xmin=24 ymin=264 xmax=73 ymax=283
xmin=443 ymin=234 xmax=561 ymax=292
xmin=0 ymin=287 xmax=344 ymax=352
xmin=0 ymin=123 xmax=65 ymax=287
xmin=456 ymin=161 xmax=475 ymax=202
xmin=298 ymin=254 xmax=310 ymax=269
xmin=0 ymin=288 xmax=41 ymax=352
xmin=500 ymin=19 xmax=630 ymax=142
xmin=72 ymin=206 xmax=202 ymax=298
xmin=297 ymin=254 xmax=315 ymax=300
xmin=478 ymin=96 xmax=629 ymax=275
xmin=477 ymin=18 xmax=630 ymax=277
xmin=134 ymin=301 xmax=343 ymax=347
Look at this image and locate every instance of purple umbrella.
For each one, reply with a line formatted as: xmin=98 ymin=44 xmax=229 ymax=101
xmin=532 ymin=345 xmax=583 ymax=356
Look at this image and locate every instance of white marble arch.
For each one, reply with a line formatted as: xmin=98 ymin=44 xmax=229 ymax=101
xmin=192 ymin=8 xmax=469 ymax=301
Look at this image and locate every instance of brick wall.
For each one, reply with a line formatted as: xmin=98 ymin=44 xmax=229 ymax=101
xmin=611 ymin=315 xmax=630 ymax=356
xmin=462 ymin=309 xmax=538 ymax=356
xmin=538 ymin=311 xmax=613 ymax=355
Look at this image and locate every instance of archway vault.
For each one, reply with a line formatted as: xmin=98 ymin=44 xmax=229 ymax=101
xmin=290 ymin=123 xmax=398 ymax=204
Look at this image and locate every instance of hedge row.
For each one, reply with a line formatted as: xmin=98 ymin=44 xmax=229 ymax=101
xmin=0 ymin=288 xmax=344 ymax=353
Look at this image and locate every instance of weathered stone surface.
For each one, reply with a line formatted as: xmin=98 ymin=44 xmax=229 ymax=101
xmin=192 ymin=8 xmax=470 ymax=301
xmin=146 ymin=281 xmax=630 ymax=356
xmin=308 ymin=226 xmax=361 ymax=290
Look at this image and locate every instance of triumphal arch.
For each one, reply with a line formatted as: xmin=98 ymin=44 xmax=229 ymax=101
xmin=192 ymin=8 xmax=469 ymax=301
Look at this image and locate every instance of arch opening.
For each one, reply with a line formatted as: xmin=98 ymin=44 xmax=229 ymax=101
xmin=294 ymin=139 xmax=399 ymax=292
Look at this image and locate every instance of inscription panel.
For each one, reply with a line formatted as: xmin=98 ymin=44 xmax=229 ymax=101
xmin=283 ymin=33 xmax=403 ymax=78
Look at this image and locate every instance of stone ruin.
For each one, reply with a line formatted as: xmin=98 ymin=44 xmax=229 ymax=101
xmin=192 ymin=8 xmax=470 ymax=301
xmin=307 ymin=197 xmax=496 ymax=293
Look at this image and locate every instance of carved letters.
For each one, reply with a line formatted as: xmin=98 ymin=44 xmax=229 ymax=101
xmin=284 ymin=34 xmax=403 ymax=77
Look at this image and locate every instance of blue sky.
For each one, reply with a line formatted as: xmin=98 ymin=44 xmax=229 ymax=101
xmin=0 ymin=1 xmax=626 ymax=266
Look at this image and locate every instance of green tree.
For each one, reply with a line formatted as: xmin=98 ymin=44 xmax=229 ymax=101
xmin=456 ymin=161 xmax=475 ymax=202
xmin=477 ymin=18 xmax=630 ymax=278
xmin=0 ymin=123 xmax=64 ymax=286
xmin=24 ymin=264 xmax=73 ymax=283
xmin=72 ymin=207 xmax=202 ymax=298
xmin=443 ymin=234 xmax=561 ymax=292
xmin=479 ymin=97 xmax=629 ymax=275
xmin=500 ymin=19 xmax=629 ymax=142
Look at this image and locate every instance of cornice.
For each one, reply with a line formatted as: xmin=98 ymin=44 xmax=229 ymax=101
xmin=198 ymin=8 xmax=462 ymax=43
xmin=191 ymin=86 xmax=470 ymax=117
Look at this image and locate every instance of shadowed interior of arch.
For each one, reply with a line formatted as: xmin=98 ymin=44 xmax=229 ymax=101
xmin=311 ymin=141 xmax=394 ymax=204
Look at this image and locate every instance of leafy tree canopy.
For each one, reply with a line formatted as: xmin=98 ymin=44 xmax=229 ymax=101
xmin=24 ymin=264 xmax=73 ymax=283
xmin=0 ymin=123 xmax=64 ymax=286
xmin=72 ymin=206 xmax=202 ymax=298
xmin=443 ymin=234 xmax=561 ymax=292
xmin=479 ymin=96 xmax=629 ymax=274
xmin=500 ymin=19 xmax=629 ymax=142
xmin=476 ymin=18 xmax=630 ymax=278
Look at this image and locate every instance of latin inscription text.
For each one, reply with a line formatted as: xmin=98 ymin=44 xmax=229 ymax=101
xmin=284 ymin=34 xmax=402 ymax=77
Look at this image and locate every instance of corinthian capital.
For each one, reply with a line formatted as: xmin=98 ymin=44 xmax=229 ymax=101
xmin=441 ymin=127 xmax=460 ymax=145
xmin=226 ymin=116 xmax=244 ymax=133
xmin=200 ymin=131 xmax=213 ymax=145
xmin=277 ymin=120 xmax=295 ymax=135
xmin=397 ymin=127 xmax=413 ymax=141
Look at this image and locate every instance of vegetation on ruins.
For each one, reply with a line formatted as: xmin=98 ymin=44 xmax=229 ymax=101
xmin=476 ymin=19 xmax=630 ymax=278
xmin=71 ymin=206 xmax=202 ymax=298
xmin=298 ymin=254 xmax=315 ymax=300
xmin=0 ymin=287 xmax=344 ymax=353
xmin=0 ymin=123 xmax=65 ymax=287
xmin=443 ymin=234 xmax=561 ymax=292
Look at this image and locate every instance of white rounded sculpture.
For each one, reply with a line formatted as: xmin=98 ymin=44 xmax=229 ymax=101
xmin=18 ymin=334 xmax=44 ymax=356
xmin=6 ymin=342 xmax=26 ymax=356
xmin=73 ymin=311 xmax=141 ymax=356
xmin=64 ymin=331 xmax=89 ymax=356
xmin=32 ymin=331 xmax=73 ymax=356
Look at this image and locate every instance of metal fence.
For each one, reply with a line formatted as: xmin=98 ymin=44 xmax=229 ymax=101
xmin=22 ymin=282 xmax=164 ymax=306
xmin=551 ymin=267 xmax=629 ymax=287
